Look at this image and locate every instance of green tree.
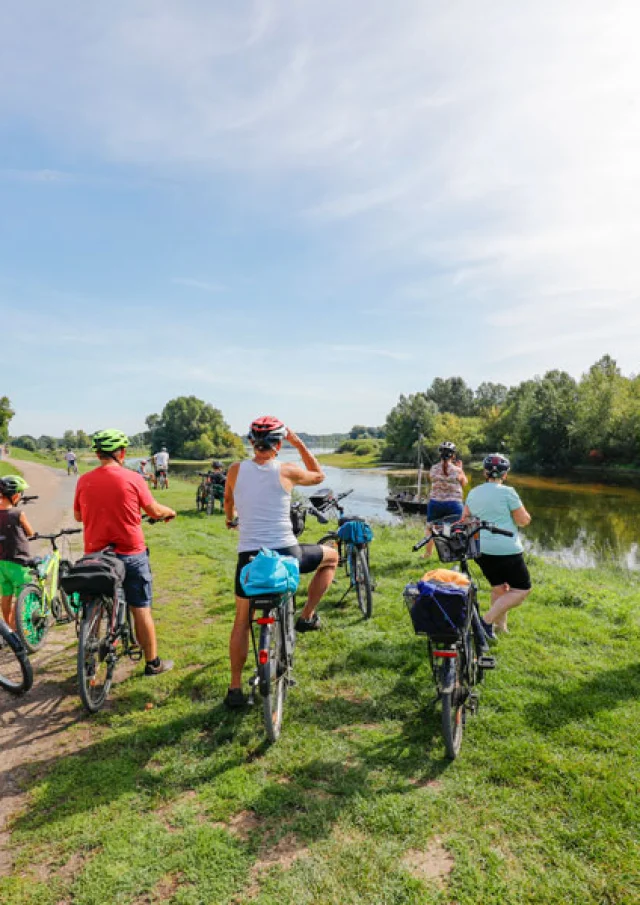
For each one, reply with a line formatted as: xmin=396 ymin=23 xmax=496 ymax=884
xmin=426 ymin=377 xmax=475 ymax=416
xmin=0 ymin=396 xmax=14 ymax=442
xmin=148 ymin=396 xmax=244 ymax=459
xmin=12 ymin=435 xmax=37 ymax=452
xmin=37 ymin=435 xmax=57 ymax=452
xmin=475 ymin=382 xmax=508 ymax=411
xmin=513 ymin=370 xmax=579 ymax=468
xmin=62 ymin=430 xmax=77 ymax=448
xmin=383 ymin=393 xmax=438 ymax=460
xmin=76 ymin=430 xmax=91 ymax=448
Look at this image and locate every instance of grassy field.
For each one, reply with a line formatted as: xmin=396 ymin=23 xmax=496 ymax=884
xmin=2 ymin=477 xmax=639 ymax=904
xmin=0 ymin=461 xmax=23 ymax=478
xmin=317 ymin=451 xmax=382 ymax=469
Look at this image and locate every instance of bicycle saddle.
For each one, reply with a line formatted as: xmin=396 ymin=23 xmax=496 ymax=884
xmin=26 ymin=556 xmax=44 ymax=568
xmin=338 ymin=514 xmax=366 ymax=526
xmin=249 ymin=593 xmax=288 ymax=609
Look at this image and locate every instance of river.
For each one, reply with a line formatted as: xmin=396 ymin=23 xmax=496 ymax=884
xmin=144 ymin=451 xmax=640 ymax=571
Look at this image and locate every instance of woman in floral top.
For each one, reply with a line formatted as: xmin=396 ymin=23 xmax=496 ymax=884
xmin=424 ymin=441 xmax=468 ymax=556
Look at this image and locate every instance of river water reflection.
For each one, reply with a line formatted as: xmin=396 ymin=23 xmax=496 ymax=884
xmin=169 ymin=450 xmax=640 ymax=570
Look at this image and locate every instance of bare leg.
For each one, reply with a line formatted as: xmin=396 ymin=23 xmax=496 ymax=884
xmin=229 ymin=597 xmax=250 ymax=689
xmin=491 ymin=584 xmax=510 ymax=632
xmin=131 ymin=608 xmax=158 ymax=662
xmin=1 ymin=594 xmax=15 ymax=630
xmin=484 ymin=588 xmax=530 ymax=627
xmin=300 ymin=547 xmax=339 ymax=620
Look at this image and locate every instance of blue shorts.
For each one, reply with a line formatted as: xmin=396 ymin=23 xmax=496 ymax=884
xmin=116 ymin=550 xmax=153 ymax=609
xmin=426 ymin=500 xmax=464 ymax=523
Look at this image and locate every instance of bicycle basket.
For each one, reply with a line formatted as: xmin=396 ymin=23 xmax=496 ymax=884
xmin=403 ymin=580 xmax=469 ymax=641
xmin=59 ymin=552 xmax=125 ymax=599
xmin=337 ymin=517 xmax=373 ymax=545
xmin=432 ymin=528 xmax=480 ymax=563
xmin=309 ymin=488 xmax=335 ymax=510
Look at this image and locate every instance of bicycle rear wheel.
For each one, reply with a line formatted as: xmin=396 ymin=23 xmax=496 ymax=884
xmin=259 ymin=620 xmax=286 ymax=742
xmin=440 ymin=657 xmax=464 ymax=759
xmin=78 ymin=599 xmax=115 ymax=714
xmin=0 ymin=622 xmax=33 ymax=695
xmin=206 ymin=492 xmax=213 ymax=516
xmin=351 ymin=547 xmax=373 ymax=619
xmin=58 ymin=559 xmax=81 ymax=620
xmin=15 ymin=583 xmax=50 ymax=653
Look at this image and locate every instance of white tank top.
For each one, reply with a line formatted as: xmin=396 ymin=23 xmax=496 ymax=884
xmin=234 ymin=459 xmax=297 ymax=552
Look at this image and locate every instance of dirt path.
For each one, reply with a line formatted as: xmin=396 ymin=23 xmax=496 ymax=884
xmin=0 ymin=460 xmax=89 ymax=875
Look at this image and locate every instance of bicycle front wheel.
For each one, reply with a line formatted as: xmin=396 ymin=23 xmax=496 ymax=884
xmin=0 ymin=622 xmax=33 ymax=695
xmin=352 ymin=547 xmax=373 ymax=619
xmin=206 ymin=492 xmax=213 ymax=516
xmin=78 ymin=599 xmax=115 ymax=714
xmin=15 ymin=583 xmax=50 ymax=653
xmin=440 ymin=658 xmax=464 ymax=759
xmin=259 ymin=621 xmax=286 ymax=743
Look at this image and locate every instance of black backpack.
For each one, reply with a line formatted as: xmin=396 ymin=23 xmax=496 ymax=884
xmin=60 ymin=551 xmax=126 ymax=599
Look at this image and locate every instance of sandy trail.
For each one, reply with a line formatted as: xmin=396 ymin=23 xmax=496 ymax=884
xmin=0 ymin=459 xmax=89 ymax=875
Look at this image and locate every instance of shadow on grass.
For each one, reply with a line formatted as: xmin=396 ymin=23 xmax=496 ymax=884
xmin=524 ymin=662 xmax=640 ymax=731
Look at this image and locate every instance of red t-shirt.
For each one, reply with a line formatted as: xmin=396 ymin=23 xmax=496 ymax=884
xmin=74 ymin=465 xmax=154 ymax=555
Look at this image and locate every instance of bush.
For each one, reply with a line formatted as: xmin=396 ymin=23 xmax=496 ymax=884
xmin=336 ymin=439 xmax=380 ymax=456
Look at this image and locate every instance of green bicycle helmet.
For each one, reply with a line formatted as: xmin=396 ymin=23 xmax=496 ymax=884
xmin=91 ymin=429 xmax=130 ymax=453
xmin=0 ymin=475 xmax=29 ymax=497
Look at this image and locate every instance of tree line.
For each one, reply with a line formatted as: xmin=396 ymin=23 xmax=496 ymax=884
xmin=375 ymin=356 xmax=640 ymax=469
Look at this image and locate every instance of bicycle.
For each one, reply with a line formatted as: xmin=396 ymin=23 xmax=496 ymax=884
xmin=15 ymin=528 xmax=83 ymax=653
xmin=156 ymin=469 xmax=168 ymax=490
xmin=247 ymin=586 xmax=297 ymax=743
xmin=66 ymin=460 xmax=78 ymax=476
xmin=196 ymin=472 xmax=225 ymax=515
xmin=70 ymin=518 xmax=165 ymax=714
xmin=405 ymin=517 xmax=511 ymax=759
xmin=0 ymin=618 xmax=33 ymax=695
xmin=313 ymin=489 xmax=375 ymax=619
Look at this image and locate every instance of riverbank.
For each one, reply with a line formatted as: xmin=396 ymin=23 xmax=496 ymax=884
xmin=1 ymin=471 xmax=638 ymax=904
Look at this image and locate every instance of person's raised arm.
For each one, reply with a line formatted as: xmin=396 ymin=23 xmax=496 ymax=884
xmin=281 ymin=429 xmax=324 ymax=487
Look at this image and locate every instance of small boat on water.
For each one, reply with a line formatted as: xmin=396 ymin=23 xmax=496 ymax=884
xmin=385 ymin=436 xmax=430 ymax=516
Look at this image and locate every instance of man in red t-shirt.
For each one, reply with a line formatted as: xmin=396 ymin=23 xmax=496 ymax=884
xmin=74 ymin=429 xmax=176 ymax=676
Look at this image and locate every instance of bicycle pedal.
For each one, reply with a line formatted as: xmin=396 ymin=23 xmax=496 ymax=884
xmin=128 ymin=645 xmax=143 ymax=662
xmin=478 ymin=655 xmax=497 ymax=670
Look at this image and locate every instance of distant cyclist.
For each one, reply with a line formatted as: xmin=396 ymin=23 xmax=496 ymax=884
xmin=74 ymin=430 xmax=176 ymax=676
xmin=0 ymin=475 xmax=35 ymax=630
xmin=424 ymin=441 xmax=468 ymax=556
xmin=463 ymin=453 xmax=532 ymax=639
xmin=65 ymin=448 xmax=78 ymax=476
xmin=222 ymin=416 xmax=339 ymax=708
xmin=153 ymin=446 xmax=170 ymax=489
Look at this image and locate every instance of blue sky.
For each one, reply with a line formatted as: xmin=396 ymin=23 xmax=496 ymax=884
xmin=2 ymin=1 xmax=640 ymax=437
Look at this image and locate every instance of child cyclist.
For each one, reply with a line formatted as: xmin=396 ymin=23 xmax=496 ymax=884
xmin=0 ymin=475 xmax=35 ymax=630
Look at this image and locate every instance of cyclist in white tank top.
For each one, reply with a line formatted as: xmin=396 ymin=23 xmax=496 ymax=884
xmin=222 ymin=417 xmax=339 ymax=708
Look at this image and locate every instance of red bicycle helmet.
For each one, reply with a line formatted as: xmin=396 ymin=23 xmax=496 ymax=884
xmin=248 ymin=415 xmax=286 ymax=450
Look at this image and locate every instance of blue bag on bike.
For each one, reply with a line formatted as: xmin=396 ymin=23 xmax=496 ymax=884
xmin=404 ymin=580 xmax=469 ymax=640
xmin=240 ymin=548 xmax=300 ymax=596
xmin=337 ymin=518 xmax=373 ymax=545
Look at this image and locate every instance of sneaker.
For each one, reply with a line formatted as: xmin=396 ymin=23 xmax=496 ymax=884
xmin=479 ymin=618 xmax=497 ymax=643
xmin=224 ymin=687 xmax=248 ymax=709
xmin=295 ymin=614 xmax=321 ymax=633
xmin=144 ymin=658 xmax=174 ymax=676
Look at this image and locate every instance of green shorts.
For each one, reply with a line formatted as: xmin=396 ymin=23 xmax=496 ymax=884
xmin=0 ymin=561 xmax=31 ymax=596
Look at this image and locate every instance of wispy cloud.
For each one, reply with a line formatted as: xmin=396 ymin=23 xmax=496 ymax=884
xmin=172 ymin=277 xmax=224 ymax=293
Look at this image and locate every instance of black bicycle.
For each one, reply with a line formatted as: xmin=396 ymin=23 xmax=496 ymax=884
xmin=196 ymin=472 xmax=225 ymax=515
xmin=405 ymin=518 xmax=511 ymax=759
xmin=312 ymin=489 xmax=375 ymax=619
xmin=247 ymin=587 xmax=297 ymax=742
xmin=0 ymin=618 xmax=33 ymax=695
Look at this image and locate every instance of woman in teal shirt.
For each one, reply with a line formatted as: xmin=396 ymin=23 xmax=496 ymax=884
xmin=463 ymin=454 xmax=532 ymax=639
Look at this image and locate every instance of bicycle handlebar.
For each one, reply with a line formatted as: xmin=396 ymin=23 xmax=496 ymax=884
xmin=411 ymin=520 xmax=513 ymax=552
xmin=20 ymin=495 xmax=39 ymax=504
xmin=306 ymin=503 xmax=329 ymax=525
xmin=29 ymin=528 xmax=82 ymax=542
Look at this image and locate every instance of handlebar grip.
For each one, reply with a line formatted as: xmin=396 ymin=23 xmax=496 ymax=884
xmin=308 ymin=504 xmax=329 ymax=525
xmin=412 ymin=536 xmax=429 ymax=552
xmin=491 ymin=527 xmax=514 ymax=537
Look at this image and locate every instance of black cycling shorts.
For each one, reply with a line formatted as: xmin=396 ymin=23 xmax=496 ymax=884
xmin=475 ymin=553 xmax=531 ymax=590
xmin=235 ymin=544 xmax=324 ymax=598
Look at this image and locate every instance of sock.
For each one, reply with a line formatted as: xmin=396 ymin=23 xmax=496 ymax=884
xmin=147 ymin=656 xmax=160 ymax=668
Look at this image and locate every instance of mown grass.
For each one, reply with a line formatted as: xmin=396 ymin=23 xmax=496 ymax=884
xmin=1 ymin=478 xmax=639 ymax=904
xmin=0 ymin=461 xmax=23 ymax=478
xmin=317 ymin=451 xmax=382 ymax=469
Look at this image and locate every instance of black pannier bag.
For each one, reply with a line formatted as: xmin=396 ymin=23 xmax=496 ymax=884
xmin=290 ymin=505 xmax=306 ymax=538
xmin=403 ymin=580 xmax=469 ymax=642
xmin=309 ymin=488 xmax=335 ymax=510
xmin=60 ymin=551 xmax=126 ymax=599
